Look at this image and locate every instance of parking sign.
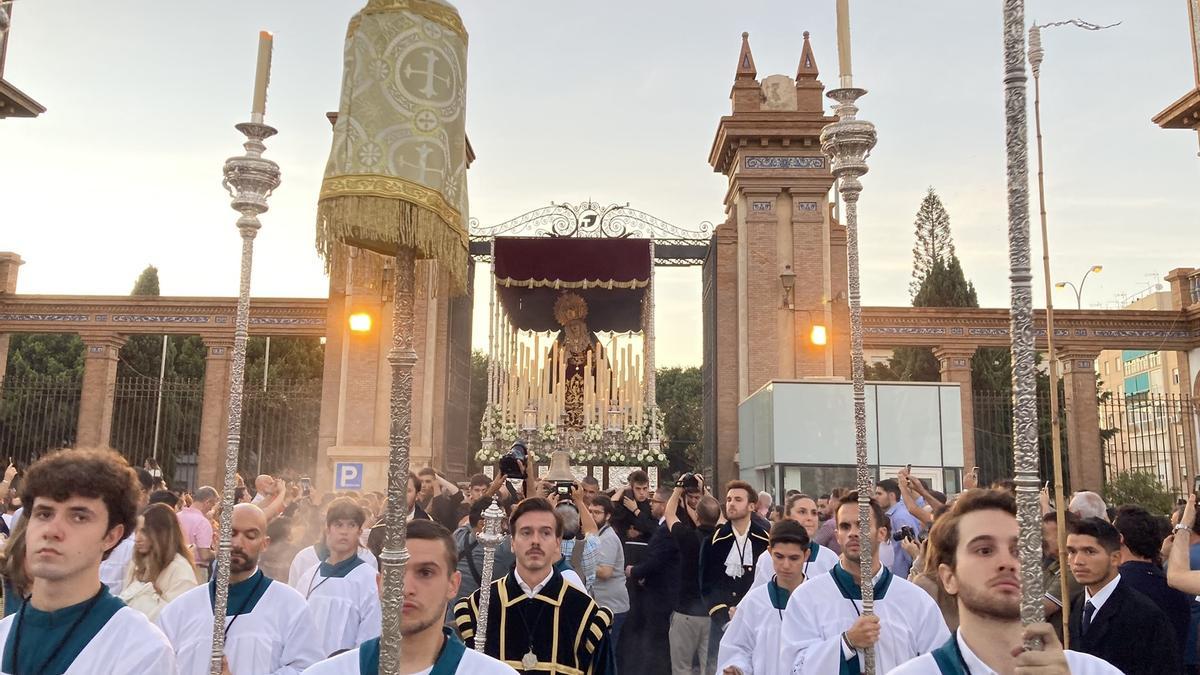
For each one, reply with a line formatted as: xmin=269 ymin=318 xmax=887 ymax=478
xmin=335 ymin=462 xmax=364 ymax=490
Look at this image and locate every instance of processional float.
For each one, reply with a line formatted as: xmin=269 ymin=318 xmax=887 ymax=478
xmin=477 ymin=233 xmax=665 ymax=480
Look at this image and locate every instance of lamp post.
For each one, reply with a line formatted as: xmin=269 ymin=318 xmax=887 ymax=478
xmin=1055 ymin=265 xmax=1103 ymax=309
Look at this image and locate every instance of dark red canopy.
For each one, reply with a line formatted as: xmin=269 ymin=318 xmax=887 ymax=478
xmin=493 ymin=237 xmax=651 ymax=332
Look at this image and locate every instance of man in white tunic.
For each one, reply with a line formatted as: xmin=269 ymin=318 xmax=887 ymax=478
xmin=302 ymin=519 xmax=516 ymax=674
xmin=750 ymin=493 xmax=838 ymax=589
xmin=890 ymin=489 xmax=1122 ymax=675
xmin=718 ymin=519 xmax=810 ymax=675
xmin=295 ymin=498 xmax=382 ymax=657
xmin=0 ymin=448 xmax=176 ymax=674
xmin=158 ymin=503 xmax=323 ymax=675
xmin=288 ymin=541 xmax=379 ymax=590
xmin=779 ymin=492 xmax=949 ymax=674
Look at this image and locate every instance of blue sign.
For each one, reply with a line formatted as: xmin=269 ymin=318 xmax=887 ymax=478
xmin=335 ymin=462 xmax=364 ymax=490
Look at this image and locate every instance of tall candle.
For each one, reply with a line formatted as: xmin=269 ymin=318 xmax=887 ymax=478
xmin=251 ymin=31 xmax=274 ymax=120
xmin=835 ymin=0 xmax=853 ymax=87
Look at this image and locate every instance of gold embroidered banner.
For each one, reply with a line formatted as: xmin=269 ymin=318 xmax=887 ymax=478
xmin=317 ymin=0 xmax=469 ymax=292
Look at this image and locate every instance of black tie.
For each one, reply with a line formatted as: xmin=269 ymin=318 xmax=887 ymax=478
xmin=1082 ymin=600 xmax=1096 ymax=635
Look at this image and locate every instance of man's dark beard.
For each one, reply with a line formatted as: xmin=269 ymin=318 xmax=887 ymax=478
xmin=230 ymin=552 xmax=257 ymax=575
xmin=958 ymin=580 xmax=1020 ymax=621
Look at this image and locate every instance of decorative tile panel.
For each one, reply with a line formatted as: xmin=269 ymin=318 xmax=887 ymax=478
xmin=744 ymin=156 xmax=826 ymax=170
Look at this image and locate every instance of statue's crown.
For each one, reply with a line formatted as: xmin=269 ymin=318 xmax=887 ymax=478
xmin=553 ymin=292 xmax=588 ymax=326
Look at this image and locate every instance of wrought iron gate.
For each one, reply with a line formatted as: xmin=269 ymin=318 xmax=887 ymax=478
xmin=0 ymin=374 xmax=81 ymax=466
xmin=1101 ymin=393 xmax=1197 ymax=497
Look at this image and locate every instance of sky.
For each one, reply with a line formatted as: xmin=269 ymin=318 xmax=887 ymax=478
xmin=2 ymin=1 xmax=1198 ymax=368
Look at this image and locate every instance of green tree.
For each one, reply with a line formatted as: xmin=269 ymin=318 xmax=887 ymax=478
xmin=1102 ymin=472 xmax=1177 ymax=516
xmin=910 ymin=187 xmax=956 ymax=300
xmin=656 ymin=366 xmax=703 ymax=477
xmin=4 ymin=333 xmax=84 ymax=378
xmin=467 ymin=350 xmax=488 ymax=472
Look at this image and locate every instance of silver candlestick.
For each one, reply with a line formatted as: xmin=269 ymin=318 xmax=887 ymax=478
xmin=821 ymin=84 xmax=878 ymax=673
xmin=474 ymin=497 xmax=507 ymax=652
xmin=1001 ymin=0 xmax=1046 ymax=649
xmin=210 ymin=120 xmax=281 ymax=675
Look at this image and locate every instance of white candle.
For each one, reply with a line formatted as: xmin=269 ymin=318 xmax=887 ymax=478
xmin=836 ymin=0 xmax=853 ymax=87
xmin=251 ymin=31 xmax=274 ymax=120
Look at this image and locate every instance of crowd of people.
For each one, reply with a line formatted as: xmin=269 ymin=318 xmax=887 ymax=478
xmin=2 ymin=444 xmax=1200 ymax=674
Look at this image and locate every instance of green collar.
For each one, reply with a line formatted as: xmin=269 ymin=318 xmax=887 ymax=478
xmin=208 ymin=569 xmax=272 ymax=616
xmin=767 ymin=579 xmax=790 ymax=611
xmin=319 ymin=554 xmax=366 ymax=578
xmin=930 ymin=634 xmax=969 ymax=675
xmin=359 ymin=627 xmax=466 ymax=675
xmin=829 ymin=563 xmax=893 ymax=602
xmin=3 ymin=584 xmax=124 ymax=675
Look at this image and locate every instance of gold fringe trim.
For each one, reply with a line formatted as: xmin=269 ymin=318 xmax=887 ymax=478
xmin=316 ymin=194 xmax=468 ymax=294
xmin=360 ymin=0 xmax=468 ymax=42
xmin=497 ymin=277 xmax=649 ymax=290
xmin=320 ymin=174 xmax=464 ymax=239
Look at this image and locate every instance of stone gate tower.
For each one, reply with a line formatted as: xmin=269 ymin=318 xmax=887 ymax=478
xmin=703 ymin=32 xmax=848 ymax=485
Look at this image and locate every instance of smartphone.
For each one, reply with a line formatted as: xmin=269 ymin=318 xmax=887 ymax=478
xmin=300 ymin=476 xmax=312 ymax=497
xmin=905 ymin=463 xmax=912 ymax=473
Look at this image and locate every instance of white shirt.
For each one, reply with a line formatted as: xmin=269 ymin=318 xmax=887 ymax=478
xmin=0 ymin=604 xmax=177 ymax=674
xmin=515 ymin=568 xmax=555 ymax=598
xmin=1083 ymin=573 xmax=1120 ymax=615
xmin=751 ymin=542 xmax=839 ymax=590
xmin=300 ymin=637 xmax=519 ymax=674
xmin=889 ymin=628 xmax=1124 ymax=675
xmin=99 ymin=537 xmax=135 ymax=595
xmin=296 ymin=558 xmax=382 ymax=657
xmin=724 ymin=523 xmax=753 ymax=579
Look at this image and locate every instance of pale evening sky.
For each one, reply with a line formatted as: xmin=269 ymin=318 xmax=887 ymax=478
xmin=1 ymin=1 xmax=1197 ymax=368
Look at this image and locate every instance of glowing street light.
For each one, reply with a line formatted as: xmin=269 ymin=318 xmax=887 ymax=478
xmin=348 ymin=312 xmax=373 ymax=333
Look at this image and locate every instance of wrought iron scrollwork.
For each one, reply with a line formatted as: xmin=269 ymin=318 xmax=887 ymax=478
xmin=470 ymin=200 xmax=713 ymax=242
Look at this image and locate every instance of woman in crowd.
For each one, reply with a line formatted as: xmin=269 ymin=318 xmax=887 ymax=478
xmin=119 ymin=502 xmax=199 ymax=621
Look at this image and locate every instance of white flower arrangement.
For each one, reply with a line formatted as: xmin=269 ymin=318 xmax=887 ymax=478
xmin=539 ymin=422 xmax=558 ymax=445
xmin=499 ymin=421 xmax=518 ymax=443
xmin=624 ymin=425 xmax=645 ymax=446
xmin=475 ymin=446 xmax=503 ymax=464
xmin=581 ymin=423 xmax=604 ymax=445
xmin=631 ymin=447 xmax=669 ymax=466
xmin=571 ymin=446 xmax=599 ymax=464
xmin=479 ymin=405 xmax=508 ymax=441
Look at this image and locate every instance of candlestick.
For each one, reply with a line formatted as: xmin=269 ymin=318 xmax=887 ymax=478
xmin=836 ymin=0 xmax=852 ymax=88
xmin=251 ymin=31 xmax=274 ymax=122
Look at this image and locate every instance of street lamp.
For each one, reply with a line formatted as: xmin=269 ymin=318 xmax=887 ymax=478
xmin=348 ymin=312 xmax=373 ymax=333
xmin=1054 ymin=264 xmax=1103 ymax=309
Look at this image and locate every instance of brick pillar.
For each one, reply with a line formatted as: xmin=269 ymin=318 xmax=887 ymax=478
xmin=1060 ymin=348 xmax=1102 ymax=492
xmin=197 ymin=338 xmax=233 ymax=490
xmin=76 ymin=335 xmax=125 ymax=448
xmin=934 ymin=346 xmax=977 ymax=472
xmin=1165 ymin=267 xmax=1197 ymax=310
xmin=0 ymin=253 xmax=23 ymax=379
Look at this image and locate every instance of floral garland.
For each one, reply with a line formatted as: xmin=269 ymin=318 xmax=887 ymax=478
xmin=581 ymin=423 xmax=604 ymax=444
xmin=539 ymin=422 xmax=558 ymax=445
xmin=474 ymin=445 xmax=504 ymax=465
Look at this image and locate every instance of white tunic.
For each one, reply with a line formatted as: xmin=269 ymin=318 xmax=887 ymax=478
xmin=889 ymin=629 xmax=1123 ymax=674
xmin=717 ymin=581 xmax=792 ymax=675
xmin=288 ymin=545 xmax=378 ymax=589
xmin=301 ymin=635 xmax=519 ymax=674
xmin=99 ymin=537 xmax=134 ymax=595
xmin=751 ymin=542 xmax=839 ymax=590
xmin=780 ymin=565 xmax=949 ymax=674
xmin=157 ymin=574 xmax=324 ymax=675
xmin=296 ymin=558 xmax=382 ymax=657
xmin=0 ymin=605 xmax=176 ymax=674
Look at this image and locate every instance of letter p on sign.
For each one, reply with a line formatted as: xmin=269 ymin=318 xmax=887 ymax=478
xmin=335 ymin=462 xmax=363 ymax=490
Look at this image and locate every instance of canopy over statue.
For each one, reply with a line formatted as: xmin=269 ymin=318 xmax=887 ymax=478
xmin=479 ymin=235 xmax=664 ymax=473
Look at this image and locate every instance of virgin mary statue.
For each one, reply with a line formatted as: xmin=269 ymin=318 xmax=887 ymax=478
xmin=553 ymin=292 xmax=600 ymax=429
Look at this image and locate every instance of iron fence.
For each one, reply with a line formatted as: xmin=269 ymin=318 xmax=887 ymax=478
xmin=0 ymin=374 xmax=81 ymax=467
xmin=973 ymin=388 xmax=1068 ymax=489
xmin=237 ymin=379 xmax=323 ymax=482
xmin=108 ymin=376 xmax=205 ymax=491
xmin=1101 ymin=393 xmax=1197 ymax=497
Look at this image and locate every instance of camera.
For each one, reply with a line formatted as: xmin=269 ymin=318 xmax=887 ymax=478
xmin=499 ymin=441 xmax=528 ymax=480
xmin=892 ymin=525 xmax=916 ymax=542
xmin=555 ymin=482 xmax=573 ymax=497
xmin=676 ymin=472 xmax=701 ymax=491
